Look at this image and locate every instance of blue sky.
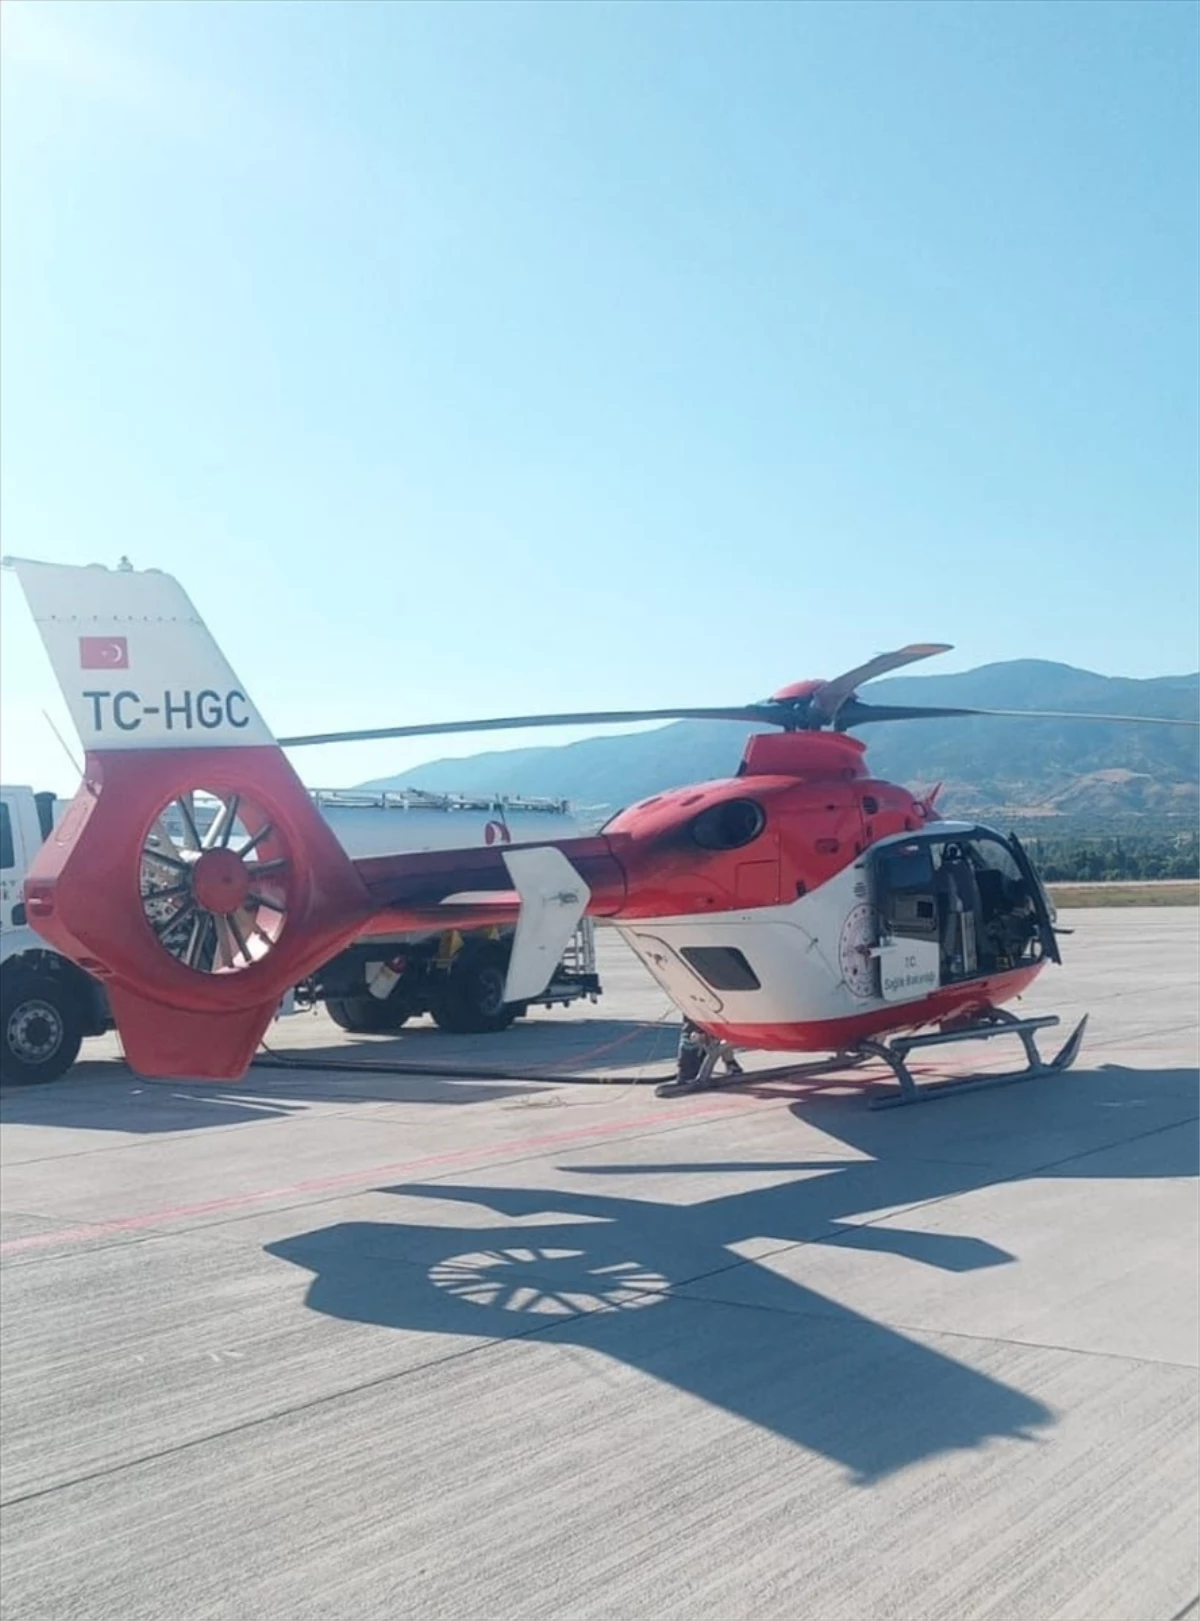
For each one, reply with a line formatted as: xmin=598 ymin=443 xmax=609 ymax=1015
xmin=2 ymin=0 xmax=1196 ymax=795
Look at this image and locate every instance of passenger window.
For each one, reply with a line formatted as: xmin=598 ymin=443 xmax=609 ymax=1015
xmin=878 ymin=843 xmax=935 ymax=890
xmin=680 ymin=946 xmax=761 ymax=991
xmin=0 ymin=803 xmax=14 ymax=869
xmin=876 ymin=842 xmax=939 ymax=938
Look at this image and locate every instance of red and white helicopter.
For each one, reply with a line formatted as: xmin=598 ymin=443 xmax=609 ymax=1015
xmin=7 ymin=557 xmax=1196 ymax=1104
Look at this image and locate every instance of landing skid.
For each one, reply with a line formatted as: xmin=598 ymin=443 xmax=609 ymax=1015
xmin=653 ymin=1009 xmax=1088 ymax=1106
xmin=860 ymin=1009 xmax=1089 ymax=1109
xmin=654 ymin=1026 xmax=871 ymax=1099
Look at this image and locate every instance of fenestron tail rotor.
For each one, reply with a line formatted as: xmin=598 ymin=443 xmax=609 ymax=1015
xmin=139 ymin=790 xmax=291 ymax=975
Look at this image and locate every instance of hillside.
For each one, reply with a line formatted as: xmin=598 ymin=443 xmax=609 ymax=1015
xmin=358 ymin=660 xmax=1200 ymax=823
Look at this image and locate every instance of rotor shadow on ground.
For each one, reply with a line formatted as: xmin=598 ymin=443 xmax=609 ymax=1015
xmin=263 ymin=1063 xmax=1197 ymax=1483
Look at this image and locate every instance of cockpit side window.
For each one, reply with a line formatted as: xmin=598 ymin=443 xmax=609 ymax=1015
xmin=690 ymin=799 xmax=765 ymax=851
xmin=956 ymin=836 xmax=1023 ymax=885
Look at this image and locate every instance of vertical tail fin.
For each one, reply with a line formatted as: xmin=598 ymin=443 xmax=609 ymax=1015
xmin=5 ymin=556 xmax=275 ymax=752
xmin=5 ymin=558 xmax=370 ymax=1079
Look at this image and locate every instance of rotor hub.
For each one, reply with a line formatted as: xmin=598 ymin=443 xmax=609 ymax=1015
xmin=191 ymin=847 xmax=251 ymax=916
xmin=769 ymin=679 xmax=823 ymax=704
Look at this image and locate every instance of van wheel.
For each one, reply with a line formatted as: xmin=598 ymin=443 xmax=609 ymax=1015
xmin=432 ymin=950 xmax=518 ymax=1034
xmin=325 ymin=996 xmax=409 ymax=1034
xmin=1 ymin=974 xmax=84 ymax=1084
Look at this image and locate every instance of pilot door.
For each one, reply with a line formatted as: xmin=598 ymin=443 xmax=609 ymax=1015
xmin=1006 ymin=833 xmax=1061 ymax=964
xmin=868 ymin=829 xmax=1058 ymax=999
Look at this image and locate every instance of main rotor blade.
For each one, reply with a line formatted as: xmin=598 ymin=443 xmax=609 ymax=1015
xmin=838 ymin=699 xmax=1200 ymax=730
xmin=278 ymin=681 xmax=1197 ymax=748
xmin=278 ymin=706 xmax=775 ymax=749
xmin=813 ymin=644 xmax=953 ymax=720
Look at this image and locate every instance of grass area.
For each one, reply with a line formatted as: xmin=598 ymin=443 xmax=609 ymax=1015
xmin=1048 ymin=882 xmax=1199 ymax=908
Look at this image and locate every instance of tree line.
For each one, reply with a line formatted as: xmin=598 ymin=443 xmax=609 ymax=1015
xmin=1022 ymin=830 xmax=1198 ymax=882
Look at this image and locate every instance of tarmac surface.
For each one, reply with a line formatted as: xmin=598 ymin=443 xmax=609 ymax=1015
xmin=1 ymin=909 xmax=1197 ymax=1621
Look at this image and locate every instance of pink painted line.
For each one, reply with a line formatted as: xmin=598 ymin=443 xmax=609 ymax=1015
xmin=0 ymin=1097 xmax=747 ymax=1258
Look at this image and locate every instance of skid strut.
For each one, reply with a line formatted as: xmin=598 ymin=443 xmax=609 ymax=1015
xmin=655 ymin=1021 xmax=744 ymax=1098
xmin=859 ymin=1008 xmax=1089 ymax=1109
xmin=654 ymin=1021 xmax=869 ymax=1099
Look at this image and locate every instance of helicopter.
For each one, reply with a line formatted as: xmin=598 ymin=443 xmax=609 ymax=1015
xmin=6 ymin=556 xmax=1197 ymax=1104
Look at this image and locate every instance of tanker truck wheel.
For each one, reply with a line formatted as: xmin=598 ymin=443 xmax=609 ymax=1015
xmin=1 ymin=972 xmax=84 ymax=1084
xmin=325 ymin=996 xmax=409 ymax=1034
xmin=432 ymin=947 xmax=519 ymax=1035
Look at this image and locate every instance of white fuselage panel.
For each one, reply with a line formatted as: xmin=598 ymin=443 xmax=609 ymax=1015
xmin=615 ymin=861 xmax=906 ymax=1026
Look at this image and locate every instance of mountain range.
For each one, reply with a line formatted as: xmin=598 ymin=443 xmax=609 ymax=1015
xmin=359 ymin=660 xmax=1200 ymax=823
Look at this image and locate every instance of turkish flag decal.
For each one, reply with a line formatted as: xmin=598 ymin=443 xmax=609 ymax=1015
xmin=79 ymin=636 xmax=129 ymax=670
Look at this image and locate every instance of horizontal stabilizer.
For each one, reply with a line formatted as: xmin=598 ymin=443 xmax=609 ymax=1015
xmin=501 ymin=847 xmax=591 ymax=1004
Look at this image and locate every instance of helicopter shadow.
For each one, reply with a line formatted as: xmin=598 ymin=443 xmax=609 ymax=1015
xmin=263 ymin=1062 xmax=1196 ymax=1482
xmin=0 ymin=1060 xmax=543 ymax=1137
xmin=265 ymin=1184 xmax=1044 ymax=1486
xmin=256 ymin=1014 xmax=680 ymax=1078
xmin=0 ymin=1017 xmax=679 ymax=1137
